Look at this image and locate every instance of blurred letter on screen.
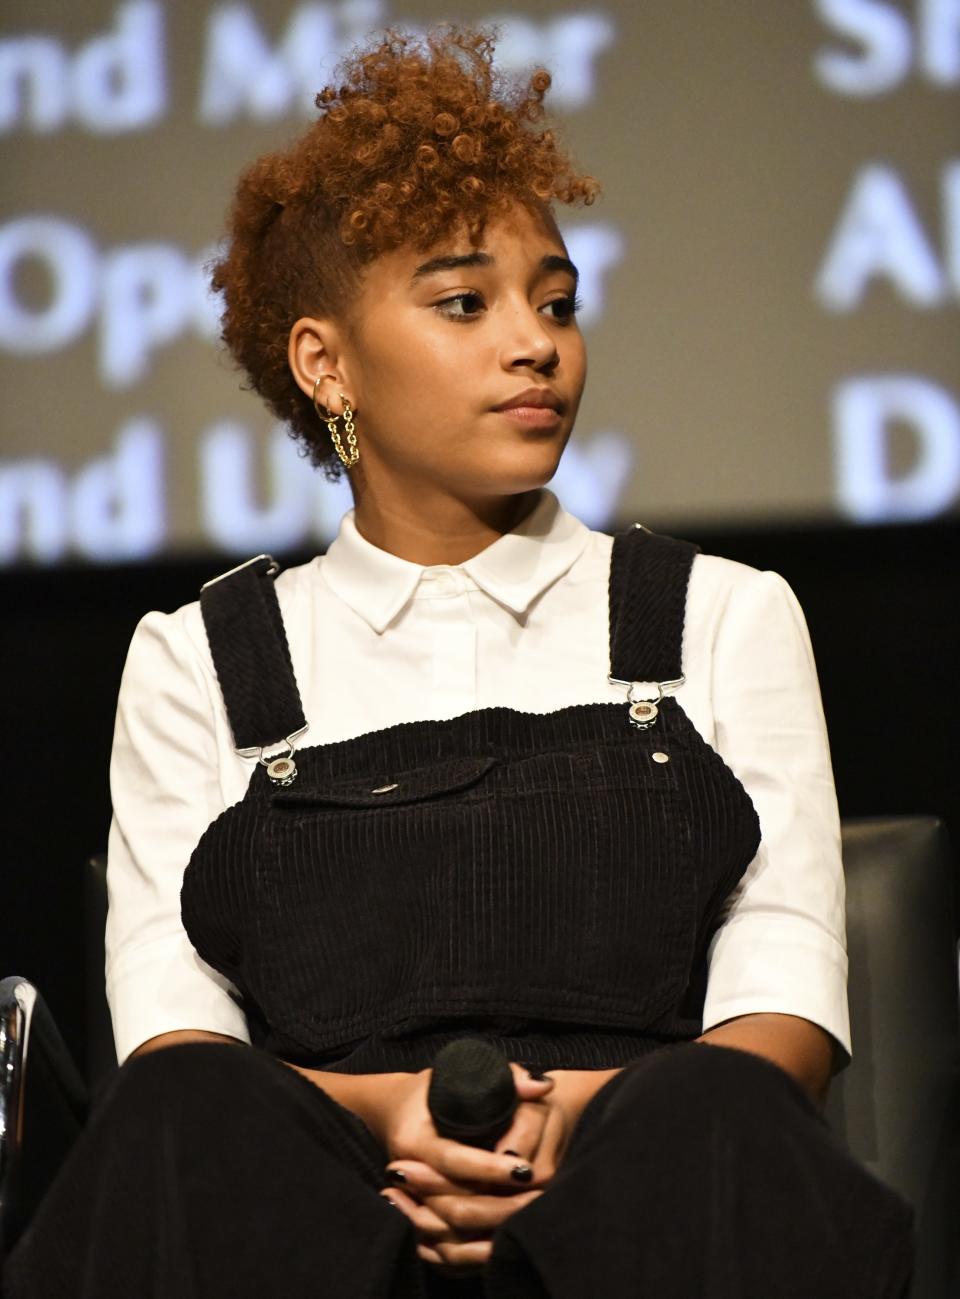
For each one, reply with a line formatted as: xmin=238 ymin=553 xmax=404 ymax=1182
xmin=835 ymin=374 xmax=960 ymax=520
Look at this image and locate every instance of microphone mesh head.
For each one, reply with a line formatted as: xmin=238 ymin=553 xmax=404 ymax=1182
xmin=427 ymin=1038 xmax=517 ymax=1141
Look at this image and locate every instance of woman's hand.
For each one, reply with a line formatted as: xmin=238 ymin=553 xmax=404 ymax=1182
xmin=374 ymin=1064 xmax=552 ymax=1269
xmin=383 ymin=1065 xmax=621 ymax=1272
xmin=292 ymin=1057 xmax=620 ymax=1272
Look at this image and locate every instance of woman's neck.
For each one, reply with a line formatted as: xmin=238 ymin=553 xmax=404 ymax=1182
xmin=351 ymin=488 xmax=541 ymax=566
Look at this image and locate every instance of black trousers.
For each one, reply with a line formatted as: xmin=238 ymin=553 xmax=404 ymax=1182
xmin=3 ymin=1041 xmax=913 ymax=1298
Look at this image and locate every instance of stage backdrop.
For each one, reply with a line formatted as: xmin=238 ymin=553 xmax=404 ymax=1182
xmin=2 ymin=0 xmax=958 ymax=564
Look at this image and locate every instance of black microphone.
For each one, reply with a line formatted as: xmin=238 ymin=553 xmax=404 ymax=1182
xmin=427 ymin=1037 xmax=519 ymax=1148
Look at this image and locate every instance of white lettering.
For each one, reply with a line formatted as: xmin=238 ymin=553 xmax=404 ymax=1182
xmin=834 ymin=375 xmax=960 ymax=520
xmin=816 ymin=164 xmax=946 ymax=310
xmin=200 ymin=422 xmax=351 ymax=552
xmin=70 ymin=419 xmax=166 ymax=559
xmin=945 ymin=161 xmax=960 ymax=293
xmin=339 ymin=0 xmax=389 ymax=42
xmin=0 ymin=217 xmax=97 ymax=352
xmin=100 ymin=244 xmax=191 ymax=387
xmin=920 ymin=0 xmax=960 ymax=84
xmin=0 ymin=38 xmax=68 ymax=133
xmin=199 ymin=4 xmax=339 ymax=125
xmin=0 ymin=413 xmax=633 ymax=565
xmin=71 ymin=1 xmax=165 ymax=132
xmin=560 ymin=224 xmax=624 ymax=328
xmin=490 ymin=14 xmax=615 ymax=109
xmin=0 ymin=218 xmax=228 ymax=383
xmin=0 ymin=2 xmax=166 ymax=136
xmin=190 ymin=243 xmax=226 ymax=340
xmin=199 ymin=3 xmax=610 ymax=125
xmin=815 ymin=0 xmax=960 ymax=91
xmin=814 ymin=0 xmax=912 ymax=96
xmin=0 ymin=459 xmax=68 ymax=563
xmin=542 ymin=15 xmax=615 ymax=108
xmin=551 ymin=431 xmax=632 ymax=529
xmin=0 ymin=217 xmax=626 ymax=398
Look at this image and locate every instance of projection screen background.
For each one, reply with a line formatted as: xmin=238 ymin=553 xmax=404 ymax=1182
xmin=1 ymin=0 xmax=958 ymax=564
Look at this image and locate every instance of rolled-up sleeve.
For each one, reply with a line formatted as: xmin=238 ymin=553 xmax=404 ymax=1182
xmin=105 ymin=609 xmax=251 ymax=1063
xmin=700 ymin=568 xmax=851 ymax=1060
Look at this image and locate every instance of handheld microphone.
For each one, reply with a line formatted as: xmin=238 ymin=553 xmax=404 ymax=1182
xmin=426 ymin=1037 xmax=518 ymax=1149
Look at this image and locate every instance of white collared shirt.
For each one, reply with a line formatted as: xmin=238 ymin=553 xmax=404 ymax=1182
xmin=105 ymin=491 xmax=850 ymax=1065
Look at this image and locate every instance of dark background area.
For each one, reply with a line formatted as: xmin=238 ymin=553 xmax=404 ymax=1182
xmin=2 ymin=519 xmax=958 ymax=1074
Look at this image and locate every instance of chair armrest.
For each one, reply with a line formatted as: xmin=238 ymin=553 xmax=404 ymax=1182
xmin=0 ymin=976 xmax=88 ymax=1260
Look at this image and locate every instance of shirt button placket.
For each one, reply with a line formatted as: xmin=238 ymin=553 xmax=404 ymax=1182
xmin=427 ymin=569 xmax=477 ymax=715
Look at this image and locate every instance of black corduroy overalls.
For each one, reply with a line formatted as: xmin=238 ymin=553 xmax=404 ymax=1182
xmin=182 ymin=525 xmax=761 ymax=1073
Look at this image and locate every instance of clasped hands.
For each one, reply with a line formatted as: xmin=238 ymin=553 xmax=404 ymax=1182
xmin=378 ymin=1064 xmax=571 ymax=1273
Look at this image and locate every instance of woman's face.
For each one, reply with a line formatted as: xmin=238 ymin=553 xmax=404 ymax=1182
xmin=291 ymin=202 xmax=586 ymax=507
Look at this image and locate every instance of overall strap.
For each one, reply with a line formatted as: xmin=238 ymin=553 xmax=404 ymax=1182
xmin=199 ymin=555 xmax=306 ymax=753
xmin=608 ymin=526 xmax=699 ymax=683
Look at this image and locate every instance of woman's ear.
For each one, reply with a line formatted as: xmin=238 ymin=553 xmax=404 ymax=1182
xmin=288 ymin=316 xmax=347 ymax=412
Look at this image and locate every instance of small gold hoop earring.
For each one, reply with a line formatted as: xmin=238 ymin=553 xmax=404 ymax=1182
xmin=312 ymin=377 xmax=359 ymax=470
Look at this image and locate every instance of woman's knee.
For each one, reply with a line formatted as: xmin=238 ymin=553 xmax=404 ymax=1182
xmin=116 ymin=1038 xmax=254 ymax=1086
xmin=95 ymin=1041 xmax=284 ymax=1129
xmin=594 ymin=1041 xmax=821 ymax=1143
xmin=96 ymin=1042 xmax=389 ymax=1191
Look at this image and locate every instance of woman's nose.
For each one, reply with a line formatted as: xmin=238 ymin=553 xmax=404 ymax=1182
xmin=498 ymin=304 xmax=559 ymax=372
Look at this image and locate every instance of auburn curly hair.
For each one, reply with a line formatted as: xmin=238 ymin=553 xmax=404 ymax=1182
xmin=211 ymin=25 xmax=600 ymax=475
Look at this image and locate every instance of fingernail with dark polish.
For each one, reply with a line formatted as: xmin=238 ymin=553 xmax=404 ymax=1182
xmin=510 ymin=1163 xmax=533 ymax=1184
xmin=387 ymin=1168 xmax=407 ymax=1184
xmin=527 ymin=1069 xmax=548 ymax=1081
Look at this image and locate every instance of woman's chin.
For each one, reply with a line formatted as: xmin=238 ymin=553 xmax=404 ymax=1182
xmin=466 ymin=437 xmax=569 ymax=497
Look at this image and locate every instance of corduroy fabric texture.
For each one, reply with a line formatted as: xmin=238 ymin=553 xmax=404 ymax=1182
xmin=608 ymin=524 xmax=688 ymax=682
xmin=199 ymin=555 xmax=306 ymax=751
xmin=183 ymin=528 xmax=761 ymax=1072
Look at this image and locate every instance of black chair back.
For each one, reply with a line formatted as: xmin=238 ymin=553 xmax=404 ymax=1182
xmin=827 ymin=817 xmax=960 ymax=1299
xmin=83 ymin=855 xmax=116 ymax=1089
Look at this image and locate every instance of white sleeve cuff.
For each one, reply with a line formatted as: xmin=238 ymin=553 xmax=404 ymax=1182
xmin=107 ymin=935 xmax=251 ymax=1064
xmin=702 ymin=911 xmax=852 ymax=1061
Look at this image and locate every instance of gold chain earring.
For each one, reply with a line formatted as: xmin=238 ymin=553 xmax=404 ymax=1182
xmin=332 ymin=394 xmax=359 ymax=469
xmin=312 ymin=378 xmax=359 ymax=469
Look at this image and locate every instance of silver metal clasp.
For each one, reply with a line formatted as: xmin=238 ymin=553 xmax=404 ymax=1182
xmin=236 ymin=724 xmax=309 ymax=786
xmin=608 ymin=676 xmax=685 ymax=730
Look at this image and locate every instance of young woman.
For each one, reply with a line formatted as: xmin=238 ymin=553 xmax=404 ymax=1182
xmin=5 ymin=26 xmax=912 ymax=1299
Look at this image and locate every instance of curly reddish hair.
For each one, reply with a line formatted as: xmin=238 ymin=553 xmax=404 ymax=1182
xmin=211 ymin=25 xmax=600 ymax=475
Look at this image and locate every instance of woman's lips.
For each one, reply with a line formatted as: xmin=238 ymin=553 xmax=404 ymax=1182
xmin=495 ymin=406 xmax=563 ymax=428
xmin=491 ymin=386 xmax=565 ymax=429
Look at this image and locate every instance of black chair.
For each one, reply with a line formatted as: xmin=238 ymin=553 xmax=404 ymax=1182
xmin=823 ymin=817 xmax=960 ymax=1299
xmin=2 ymin=817 xmax=958 ymax=1295
xmin=0 ymin=857 xmax=111 ymax=1258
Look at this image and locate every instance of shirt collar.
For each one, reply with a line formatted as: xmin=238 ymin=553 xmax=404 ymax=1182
xmin=321 ymin=490 xmax=590 ymax=634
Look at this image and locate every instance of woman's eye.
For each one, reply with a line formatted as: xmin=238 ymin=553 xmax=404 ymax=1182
xmin=435 ymin=292 xmax=485 ymax=320
xmin=545 ymin=294 xmax=582 ymax=323
xmin=433 ymin=290 xmax=582 ymax=323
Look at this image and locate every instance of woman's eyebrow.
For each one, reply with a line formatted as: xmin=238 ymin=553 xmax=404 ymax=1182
xmin=411 ymin=252 xmax=493 ymax=280
xmin=410 ymin=252 xmax=579 ymax=284
xmin=541 ymin=254 xmax=579 ymax=286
